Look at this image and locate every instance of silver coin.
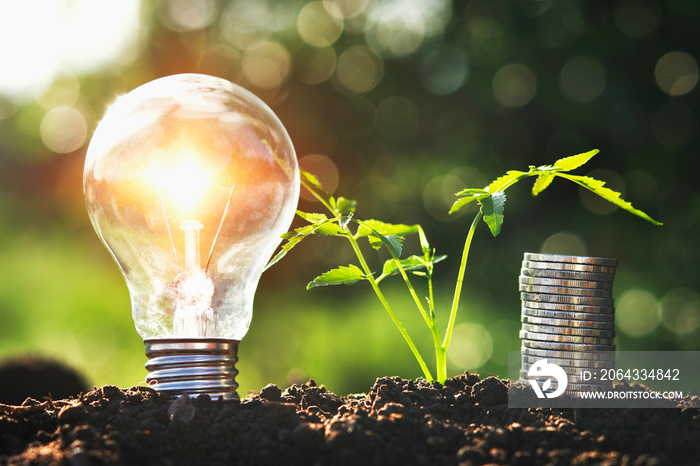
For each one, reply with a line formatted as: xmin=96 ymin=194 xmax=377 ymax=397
xmin=520 ymin=330 xmax=615 ymax=345
xmin=519 ymin=283 xmax=613 ymax=298
xmin=521 ymin=354 xmax=615 ymax=368
xmin=522 ymin=307 xmax=615 ymax=322
xmin=521 ymin=346 xmax=615 ymax=361
xmin=521 ymin=267 xmax=615 ymax=282
xmin=521 ymin=323 xmax=615 ymax=338
xmin=519 ymin=275 xmax=613 ymax=290
xmin=519 ymin=370 xmax=612 ymax=386
xmin=522 ymin=300 xmax=615 ymax=315
xmin=522 ymin=260 xmax=616 ymax=274
xmin=523 ymin=339 xmax=615 ymax=352
xmin=521 ymin=315 xmax=614 ymax=330
xmin=523 ymin=253 xmax=618 ymax=267
xmin=521 ymin=292 xmax=614 ymax=307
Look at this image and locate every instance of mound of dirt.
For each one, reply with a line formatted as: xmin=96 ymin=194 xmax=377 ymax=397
xmin=1 ymin=373 xmax=698 ymax=465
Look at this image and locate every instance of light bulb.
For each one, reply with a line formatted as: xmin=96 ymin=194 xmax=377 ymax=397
xmin=83 ymin=74 xmax=299 ymax=399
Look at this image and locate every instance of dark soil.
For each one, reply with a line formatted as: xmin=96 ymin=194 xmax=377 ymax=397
xmin=1 ymin=373 xmax=699 ymax=465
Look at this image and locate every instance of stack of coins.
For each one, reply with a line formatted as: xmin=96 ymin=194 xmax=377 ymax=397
xmin=519 ymin=253 xmax=617 ymax=393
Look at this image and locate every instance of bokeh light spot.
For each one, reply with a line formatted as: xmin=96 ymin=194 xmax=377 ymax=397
xmin=242 ymin=41 xmax=291 ymax=91
xmin=447 ymin=323 xmax=493 ymax=370
xmin=157 ymin=0 xmax=218 ymax=32
xmin=36 ymin=74 xmax=81 ymax=110
xmin=654 ymin=51 xmax=698 ymax=96
xmin=651 ymin=102 xmax=697 ymax=147
xmin=40 ymin=106 xmax=87 ymax=154
xmin=617 ymin=289 xmax=661 ymax=338
xmin=297 ymin=1 xmax=344 ymax=48
xmin=364 ymin=0 xmax=451 ymax=57
xmin=299 ymin=154 xmax=339 ymax=201
xmin=297 ymin=46 xmax=337 ymax=85
xmin=559 ymin=56 xmax=607 ymax=103
xmin=614 ymin=1 xmax=660 ymax=38
xmin=0 ymin=0 xmax=140 ymax=98
xmin=660 ymin=288 xmax=700 ymax=335
xmin=323 ymin=0 xmax=369 ymax=19
xmin=336 ymin=46 xmax=383 ymax=94
xmin=419 ymin=45 xmax=469 ymax=95
xmin=220 ymin=1 xmax=273 ymax=50
xmin=492 ymin=64 xmax=536 ymax=108
xmin=423 ymin=174 xmax=467 ymax=221
xmin=540 ymin=232 xmax=587 ymax=256
xmin=579 ymin=169 xmax=625 ymax=216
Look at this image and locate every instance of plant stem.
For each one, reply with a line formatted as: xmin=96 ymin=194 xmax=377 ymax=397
xmin=344 ymin=230 xmax=435 ymax=382
xmin=390 ymin=257 xmax=443 ymax=382
xmin=440 ymin=211 xmax=483 ymax=382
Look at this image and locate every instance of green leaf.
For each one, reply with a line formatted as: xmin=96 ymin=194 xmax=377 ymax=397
xmin=478 ymin=192 xmax=506 ymax=236
xmin=296 ymin=211 xmax=329 ymax=223
xmin=379 ymin=254 xmax=448 ymax=280
xmin=417 ymin=227 xmax=430 ymax=257
xmin=552 ymin=149 xmax=599 ymax=172
xmin=453 ymin=188 xmax=490 ymax=197
xmin=532 ymin=173 xmax=556 ymax=196
xmin=356 ymin=220 xmax=419 ymax=238
xmin=484 ymin=170 xmax=527 ymax=193
xmin=306 ymin=264 xmax=367 ymax=289
xmin=266 ymin=222 xmax=325 ymax=270
xmin=300 ymin=170 xmax=333 ymax=205
xmin=449 ymin=189 xmax=490 ymax=214
xmin=367 ymin=233 xmax=405 ymax=256
xmin=380 ymin=234 xmax=405 ymax=258
xmin=265 ymin=233 xmax=305 ymax=270
xmin=339 ymin=213 xmax=353 ymax=229
xmin=381 ymin=255 xmax=427 ymax=277
xmin=295 ymin=211 xmax=342 ymax=235
xmin=558 ymin=173 xmax=662 ymax=225
xmin=334 ymin=197 xmax=357 ymax=216
xmin=449 ymin=197 xmax=477 ymax=215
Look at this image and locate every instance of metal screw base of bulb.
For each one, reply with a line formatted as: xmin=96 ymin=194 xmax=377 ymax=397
xmin=144 ymin=339 xmax=239 ymax=401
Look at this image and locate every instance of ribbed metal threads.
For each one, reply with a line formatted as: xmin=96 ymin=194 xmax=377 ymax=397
xmin=144 ymin=339 xmax=240 ymax=400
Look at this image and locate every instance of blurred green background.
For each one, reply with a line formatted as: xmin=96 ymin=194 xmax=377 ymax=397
xmin=0 ymin=0 xmax=698 ymax=396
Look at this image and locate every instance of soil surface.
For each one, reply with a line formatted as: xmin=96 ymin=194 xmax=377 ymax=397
xmin=1 ymin=373 xmax=698 ymax=465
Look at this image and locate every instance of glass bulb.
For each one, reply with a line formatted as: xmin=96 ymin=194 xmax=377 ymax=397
xmin=83 ymin=74 xmax=299 ymax=399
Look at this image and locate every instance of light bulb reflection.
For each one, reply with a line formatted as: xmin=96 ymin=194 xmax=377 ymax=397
xmin=151 ymin=152 xmax=215 ymax=214
xmin=84 ymin=74 xmax=299 ymax=399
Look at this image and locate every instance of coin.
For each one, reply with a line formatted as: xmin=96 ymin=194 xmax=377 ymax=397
xmin=522 ymin=307 xmax=615 ymax=322
xmin=522 ymin=300 xmax=615 ymax=314
xmin=521 ymin=315 xmax=615 ymax=330
xmin=520 ymin=330 xmax=615 ymax=345
xmin=521 ymin=354 xmax=614 ymax=368
xmin=521 ymin=346 xmax=615 ymax=361
xmin=521 ymin=292 xmax=614 ymax=307
xmin=522 ymin=260 xmax=616 ymax=274
xmin=522 ymin=339 xmax=615 ymax=352
xmin=523 ymin=253 xmax=618 ymax=267
xmin=521 ymin=323 xmax=615 ymax=338
xmin=521 ymin=267 xmax=615 ymax=282
xmin=519 ymin=283 xmax=613 ymax=298
xmin=519 ymin=275 xmax=613 ymax=290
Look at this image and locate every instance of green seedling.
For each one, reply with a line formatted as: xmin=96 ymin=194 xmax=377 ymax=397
xmin=266 ymin=150 xmax=661 ymax=383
